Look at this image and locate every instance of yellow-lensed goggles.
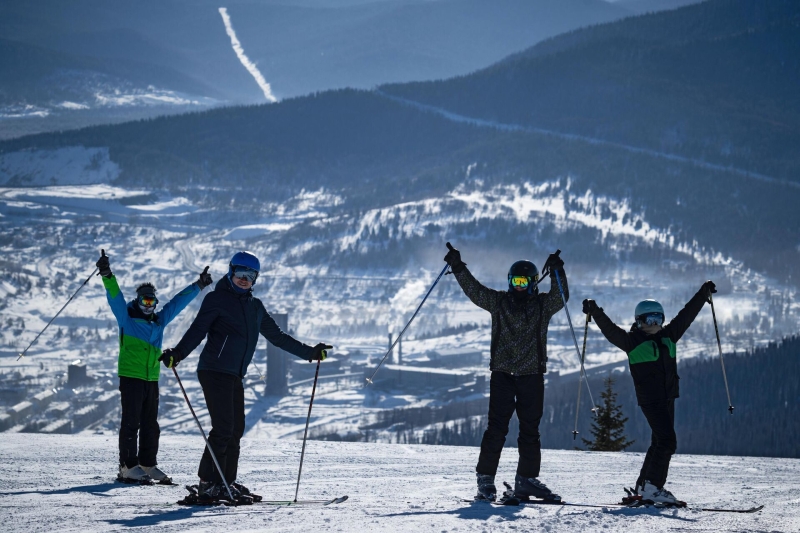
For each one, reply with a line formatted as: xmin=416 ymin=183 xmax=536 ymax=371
xmin=510 ymin=276 xmax=531 ymax=288
xmin=138 ymin=295 xmax=158 ymax=307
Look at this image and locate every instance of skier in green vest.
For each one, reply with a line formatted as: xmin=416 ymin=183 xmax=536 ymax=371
xmin=582 ymin=280 xmax=716 ymax=505
xmin=97 ymin=250 xmax=212 ymax=484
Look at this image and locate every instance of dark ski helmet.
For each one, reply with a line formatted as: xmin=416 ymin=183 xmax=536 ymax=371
xmin=635 ymin=299 xmax=665 ymax=327
xmin=507 ymin=260 xmax=539 ymax=295
xmin=228 ymin=251 xmax=261 ymax=285
xmin=135 ymin=282 xmax=158 ymax=315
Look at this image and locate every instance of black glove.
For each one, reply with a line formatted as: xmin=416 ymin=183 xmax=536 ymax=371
xmin=310 ymin=343 xmax=332 ymax=362
xmin=96 ymin=249 xmax=112 ymax=277
xmin=702 ymin=280 xmax=717 ymax=301
xmin=582 ymin=299 xmax=599 ymax=316
xmin=159 ymin=348 xmax=181 ymax=369
xmin=197 ymin=266 xmax=213 ymax=289
xmin=544 ymin=251 xmax=564 ymax=272
xmin=444 ymin=242 xmax=467 ymax=274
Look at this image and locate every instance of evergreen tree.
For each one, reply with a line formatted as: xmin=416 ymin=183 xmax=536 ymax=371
xmin=582 ymin=376 xmax=634 ymax=451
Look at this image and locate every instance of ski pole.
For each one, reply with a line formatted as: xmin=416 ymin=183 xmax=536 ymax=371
xmin=172 ymin=366 xmax=236 ymax=502
xmin=17 ymin=266 xmax=99 ymax=361
xmin=366 ymin=263 xmax=449 ymax=384
xmin=708 ymin=293 xmax=734 ymax=414
xmin=572 ymin=313 xmax=591 ymax=440
xmin=294 ymin=358 xmax=322 ymax=502
xmin=552 ymin=259 xmax=597 ymax=413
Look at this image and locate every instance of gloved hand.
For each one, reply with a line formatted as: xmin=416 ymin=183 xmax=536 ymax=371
xmin=582 ymin=299 xmax=600 ymax=316
xmin=702 ymin=280 xmax=717 ymax=301
xmin=444 ymin=242 xmax=467 ymax=274
xmin=96 ymin=249 xmax=112 ymax=277
xmin=544 ymin=251 xmax=564 ymax=272
xmin=197 ymin=266 xmax=213 ymax=289
xmin=159 ymin=348 xmax=181 ymax=369
xmin=310 ymin=343 xmax=332 ymax=362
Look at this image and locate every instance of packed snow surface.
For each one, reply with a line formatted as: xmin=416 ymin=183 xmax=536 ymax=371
xmin=1 ymin=434 xmax=796 ymax=532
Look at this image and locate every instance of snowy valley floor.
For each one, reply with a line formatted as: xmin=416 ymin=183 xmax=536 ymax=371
xmin=0 ymin=434 xmax=797 ymax=532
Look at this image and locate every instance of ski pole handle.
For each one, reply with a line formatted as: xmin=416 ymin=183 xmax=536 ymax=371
xmin=96 ymin=249 xmax=107 ymax=276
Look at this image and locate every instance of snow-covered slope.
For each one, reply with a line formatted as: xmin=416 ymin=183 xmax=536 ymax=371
xmin=0 ymin=433 xmax=794 ymax=532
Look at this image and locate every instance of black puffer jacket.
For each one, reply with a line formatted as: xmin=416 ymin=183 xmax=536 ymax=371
xmin=591 ymin=287 xmax=708 ymax=405
xmin=173 ymin=277 xmax=314 ymax=378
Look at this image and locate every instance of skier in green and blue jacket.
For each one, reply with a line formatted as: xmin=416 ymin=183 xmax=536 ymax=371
xmin=96 ymin=249 xmax=212 ymax=484
xmin=582 ymin=280 xmax=716 ymax=505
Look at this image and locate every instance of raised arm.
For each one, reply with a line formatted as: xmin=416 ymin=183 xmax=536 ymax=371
xmin=665 ymin=281 xmax=716 ymax=342
xmin=444 ymin=242 xmax=501 ymax=312
xmin=541 ymin=252 xmax=568 ymax=318
xmin=583 ymin=299 xmax=637 ymax=353
xmin=97 ymin=250 xmax=128 ymax=323
xmin=101 ymin=275 xmax=129 ymax=324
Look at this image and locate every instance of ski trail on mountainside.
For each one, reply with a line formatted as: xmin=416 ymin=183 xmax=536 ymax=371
xmin=375 ymin=91 xmax=799 ymax=191
xmin=219 ymin=7 xmax=277 ymax=103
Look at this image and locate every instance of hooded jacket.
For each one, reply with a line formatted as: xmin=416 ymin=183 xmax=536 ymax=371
xmin=591 ymin=286 xmax=708 ymax=405
xmin=173 ymin=277 xmax=314 ymax=378
xmin=102 ymin=275 xmax=200 ymax=381
xmin=454 ymin=266 xmax=566 ymax=375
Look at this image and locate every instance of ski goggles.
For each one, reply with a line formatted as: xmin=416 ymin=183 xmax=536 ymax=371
xmin=637 ymin=312 xmax=665 ymax=327
xmin=137 ymin=295 xmax=158 ymax=308
xmin=232 ymin=267 xmax=258 ymax=283
xmin=510 ymin=275 xmax=535 ymax=289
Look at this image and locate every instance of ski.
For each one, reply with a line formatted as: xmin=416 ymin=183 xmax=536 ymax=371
xmin=260 ymin=495 xmax=349 ymax=506
xmin=619 ymin=489 xmax=762 ymax=513
xmin=460 ymin=496 xmax=520 ymax=506
xmin=697 ymin=505 xmax=764 ymax=513
xmin=116 ymin=474 xmax=154 ymax=486
xmin=461 ymin=496 xmax=763 ymax=513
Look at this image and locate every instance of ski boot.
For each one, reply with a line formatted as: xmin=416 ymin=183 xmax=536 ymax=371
xmin=232 ymin=481 xmax=262 ymax=502
xmin=638 ymin=480 xmax=684 ymax=507
xmin=117 ymin=464 xmax=154 ymax=485
xmin=141 ymin=465 xmax=174 ymax=485
xmin=513 ymin=474 xmax=561 ymax=502
xmin=475 ymin=473 xmax=497 ymax=502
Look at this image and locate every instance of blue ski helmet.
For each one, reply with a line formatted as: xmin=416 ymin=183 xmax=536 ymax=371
xmin=635 ymin=299 xmax=665 ymax=327
xmin=228 ymin=251 xmax=261 ymax=284
xmin=508 ymin=260 xmax=539 ymax=295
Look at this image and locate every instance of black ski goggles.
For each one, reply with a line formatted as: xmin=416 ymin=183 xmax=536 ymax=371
xmin=232 ymin=267 xmax=258 ymax=283
xmin=637 ymin=312 xmax=664 ymax=327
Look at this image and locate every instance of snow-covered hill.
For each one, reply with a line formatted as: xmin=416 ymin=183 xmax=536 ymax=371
xmin=0 ymin=433 xmax=794 ymax=532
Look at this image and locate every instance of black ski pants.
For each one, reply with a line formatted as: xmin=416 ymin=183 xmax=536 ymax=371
xmin=476 ymin=371 xmax=544 ymax=479
xmin=197 ymin=369 xmax=245 ymax=484
xmin=118 ymin=376 xmax=160 ymax=468
xmin=636 ymin=398 xmax=676 ymax=489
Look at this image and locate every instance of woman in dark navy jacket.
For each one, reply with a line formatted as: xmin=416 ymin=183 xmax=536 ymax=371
xmin=161 ymin=251 xmax=331 ymax=502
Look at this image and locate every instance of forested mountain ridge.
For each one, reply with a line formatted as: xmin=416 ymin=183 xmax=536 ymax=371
xmin=382 ymin=0 xmax=800 ymax=182
xmin=3 ymin=82 xmax=798 ymax=284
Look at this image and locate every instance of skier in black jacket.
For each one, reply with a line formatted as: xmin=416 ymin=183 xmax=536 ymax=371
xmin=444 ymin=242 xmax=566 ymax=502
xmin=160 ymin=251 xmax=331 ymax=503
xmin=582 ymin=280 xmax=716 ymax=505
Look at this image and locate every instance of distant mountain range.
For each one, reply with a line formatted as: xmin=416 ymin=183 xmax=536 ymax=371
xmin=0 ymin=0 xmax=633 ymax=139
